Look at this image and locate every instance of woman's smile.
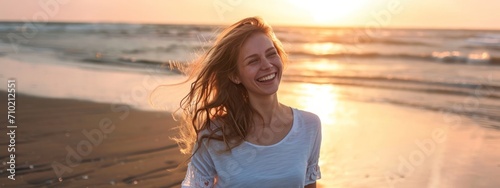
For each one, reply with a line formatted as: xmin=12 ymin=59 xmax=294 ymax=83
xmin=257 ymin=72 xmax=277 ymax=82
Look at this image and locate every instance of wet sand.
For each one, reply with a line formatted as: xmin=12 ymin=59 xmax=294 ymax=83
xmin=279 ymin=82 xmax=500 ymax=188
xmin=313 ymin=99 xmax=500 ymax=188
xmin=0 ymin=91 xmax=186 ymax=187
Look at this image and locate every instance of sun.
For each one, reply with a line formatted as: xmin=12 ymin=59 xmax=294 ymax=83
xmin=289 ymin=0 xmax=370 ymax=25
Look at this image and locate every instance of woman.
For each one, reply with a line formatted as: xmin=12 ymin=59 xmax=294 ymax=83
xmin=176 ymin=16 xmax=322 ymax=187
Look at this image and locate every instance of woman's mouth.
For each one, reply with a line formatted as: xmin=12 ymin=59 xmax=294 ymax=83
xmin=257 ymin=73 xmax=276 ymax=82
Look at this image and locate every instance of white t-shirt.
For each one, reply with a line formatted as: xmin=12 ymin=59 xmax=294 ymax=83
xmin=182 ymin=108 xmax=322 ymax=188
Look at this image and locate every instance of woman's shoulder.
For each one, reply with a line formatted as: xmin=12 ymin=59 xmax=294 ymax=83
xmin=293 ymin=108 xmax=321 ymax=134
xmin=294 ymin=108 xmax=321 ymax=124
xmin=197 ymin=119 xmax=223 ymax=137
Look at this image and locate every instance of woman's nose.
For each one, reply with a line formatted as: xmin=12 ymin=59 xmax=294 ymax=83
xmin=260 ymin=58 xmax=273 ymax=69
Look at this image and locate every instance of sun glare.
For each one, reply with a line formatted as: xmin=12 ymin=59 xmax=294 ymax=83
xmin=289 ymin=0 xmax=370 ymax=25
xmin=303 ymin=42 xmax=344 ymax=55
xmin=296 ymin=84 xmax=339 ymax=125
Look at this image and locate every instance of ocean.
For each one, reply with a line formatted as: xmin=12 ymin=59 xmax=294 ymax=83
xmin=1 ymin=22 xmax=499 ymax=187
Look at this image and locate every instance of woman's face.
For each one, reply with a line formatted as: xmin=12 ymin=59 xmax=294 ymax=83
xmin=235 ymin=32 xmax=283 ymax=97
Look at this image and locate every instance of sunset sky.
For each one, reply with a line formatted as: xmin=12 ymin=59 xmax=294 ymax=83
xmin=0 ymin=0 xmax=499 ymax=29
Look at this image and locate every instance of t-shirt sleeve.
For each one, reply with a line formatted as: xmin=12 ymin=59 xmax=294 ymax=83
xmin=182 ymin=140 xmax=216 ymax=188
xmin=305 ymin=114 xmax=322 ymax=185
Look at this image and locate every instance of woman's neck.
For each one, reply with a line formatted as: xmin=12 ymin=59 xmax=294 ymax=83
xmin=248 ymin=93 xmax=285 ymax=124
xmin=245 ymin=93 xmax=293 ymax=145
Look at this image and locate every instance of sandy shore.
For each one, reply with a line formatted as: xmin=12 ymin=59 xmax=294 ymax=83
xmin=279 ymin=82 xmax=500 ymax=188
xmin=1 ymin=87 xmax=499 ymax=188
xmin=0 ymin=91 xmax=186 ymax=187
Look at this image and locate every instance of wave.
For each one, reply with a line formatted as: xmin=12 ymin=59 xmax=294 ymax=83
xmin=468 ymin=33 xmax=500 ymax=44
xmin=288 ymin=51 xmax=500 ymax=65
xmin=0 ymin=22 xmax=141 ymax=33
xmin=121 ymin=43 xmax=208 ymax=54
xmin=278 ymin=35 xmax=435 ymax=46
xmin=464 ymin=45 xmax=500 ymax=52
xmin=80 ymin=57 xmax=184 ymax=74
xmin=284 ymin=74 xmax=500 ymax=96
xmin=276 ymin=29 xmax=500 ymax=50
xmin=0 ymin=22 xmax=218 ymax=39
xmin=279 ymin=35 xmax=500 ymax=50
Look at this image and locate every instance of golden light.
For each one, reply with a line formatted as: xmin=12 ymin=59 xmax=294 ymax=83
xmin=303 ymin=42 xmax=344 ymax=55
xmin=309 ymin=59 xmax=342 ymax=74
xmin=297 ymin=83 xmax=338 ymax=125
xmin=289 ymin=0 xmax=370 ymax=25
xmin=289 ymin=59 xmax=344 ymax=78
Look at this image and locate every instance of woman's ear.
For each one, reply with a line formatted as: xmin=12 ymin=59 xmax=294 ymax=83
xmin=228 ymin=75 xmax=241 ymax=84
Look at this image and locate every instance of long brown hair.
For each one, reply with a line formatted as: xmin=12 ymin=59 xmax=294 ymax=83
xmin=173 ymin=17 xmax=288 ymax=155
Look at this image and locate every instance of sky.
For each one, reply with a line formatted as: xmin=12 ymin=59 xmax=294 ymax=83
xmin=0 ymin=0 xmax=499 ymax=30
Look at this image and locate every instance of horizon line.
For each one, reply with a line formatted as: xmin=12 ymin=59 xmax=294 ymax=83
xmin=0 ymin=19 xmax=499 ymax=31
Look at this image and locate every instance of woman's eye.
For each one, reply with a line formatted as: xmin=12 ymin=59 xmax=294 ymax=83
xmin=267 ymin=52 xmax=278 ymax=57
xmin=248 ymin=59 xmax=258 ymax=64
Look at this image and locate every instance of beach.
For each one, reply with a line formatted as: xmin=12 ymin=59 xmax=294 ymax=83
xmin=0 ymin=91 xmax=186 ymax=187
xmin=1 ymin=88 xmax=499 ymax=187
xmin=1 ymin=22 xmax=500 ymax=187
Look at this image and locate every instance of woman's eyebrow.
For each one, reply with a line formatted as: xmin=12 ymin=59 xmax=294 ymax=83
xmin=244 ymin=54 xmax=258 ymax=61
xmin=265 ymin=47 xmax=276 ymax=53
xmin=243 ymin=47 xmax=276 ymax=61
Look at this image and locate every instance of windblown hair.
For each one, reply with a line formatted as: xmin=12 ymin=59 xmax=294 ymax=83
xmin=174 ymin=17 xmax=288 ymax=155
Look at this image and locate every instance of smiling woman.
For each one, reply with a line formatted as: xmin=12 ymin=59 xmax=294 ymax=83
xmin=172 ymin=17 xmax=323 ymax=188
xmin=288 ymin=0 xmax=371 ymax=25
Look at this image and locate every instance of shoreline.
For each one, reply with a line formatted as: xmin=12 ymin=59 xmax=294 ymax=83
xmin=1 ymin=83 xmax=499 ymax=188
xmin=0 ymin=91 xmax=186 ymax=187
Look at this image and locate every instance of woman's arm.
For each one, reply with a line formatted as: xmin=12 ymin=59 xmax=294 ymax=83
xmin=305 ymin=182 xmax=316 ymax=188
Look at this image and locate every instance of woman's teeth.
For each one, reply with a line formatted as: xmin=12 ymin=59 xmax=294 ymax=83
xmin=257 ymin=73 xmax=276 ymax=82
